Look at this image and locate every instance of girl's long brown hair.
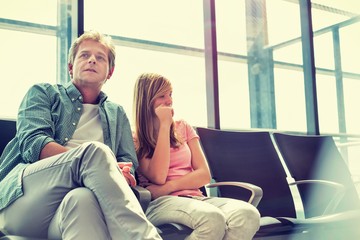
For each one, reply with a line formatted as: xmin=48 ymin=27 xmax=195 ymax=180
xmin=133 ymin=73 xmax=182 ymax=160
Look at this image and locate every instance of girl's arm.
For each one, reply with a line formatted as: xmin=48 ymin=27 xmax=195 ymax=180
xmin=137 ymin=105 xmax=173 ymax=184
xmin=165 ymin=137 xmax=211 ymax=192
xmin=145 ymin=137 xmax=212 ymax=199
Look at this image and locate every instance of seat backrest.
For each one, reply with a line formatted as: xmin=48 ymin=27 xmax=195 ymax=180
xmin=273 ymin=132 xmax=360 ymax=218
xmin=0 ymin=118 xmax=16 ymax=156
xmin=196 ymin=127 xmax=296 ymax=218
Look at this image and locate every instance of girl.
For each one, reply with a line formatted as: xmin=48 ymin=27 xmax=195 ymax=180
xmin=132 ymin=72 xmax=260 ymax=240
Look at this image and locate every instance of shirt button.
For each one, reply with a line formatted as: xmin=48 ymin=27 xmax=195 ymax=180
xmin=71 ymin=98 xmax=75 ymax=101
xmin=77 ymin=107 xmax=81 ymax=111
xmin=79 ymin=96 xmax=82 ymax=100
xmin=65 ymin=138 xmax=69 ymax=141
xmin=72 ymin=122 xmax=76 ymax=126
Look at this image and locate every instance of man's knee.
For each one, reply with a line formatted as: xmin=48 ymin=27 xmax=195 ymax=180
xmin=64 ymin=188 xmax=98 ymax=208
xmin=78 ymin=141 xmax=116 ymax=167
xmin=81 ymin=141 xmax=112 ymax=155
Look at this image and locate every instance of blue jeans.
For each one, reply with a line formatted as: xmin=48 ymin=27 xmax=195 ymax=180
xmin=146 ymin=195 xmax=260 ymax=240
xmin=0 ymin=141 xmax=161 ymax=240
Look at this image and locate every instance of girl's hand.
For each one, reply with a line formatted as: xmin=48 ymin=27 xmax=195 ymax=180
xmin=118 ymin=162 xmax=137 ymax=187
xmin=155 ymin=104 xmax=174 ymax=126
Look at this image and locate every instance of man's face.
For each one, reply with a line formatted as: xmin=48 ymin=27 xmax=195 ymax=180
xmin=69 ymin=39 xmax=113 ymax=88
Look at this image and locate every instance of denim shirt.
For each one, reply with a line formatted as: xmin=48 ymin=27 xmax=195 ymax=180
xmin=0 ymin=81 xmax=138 ymax=210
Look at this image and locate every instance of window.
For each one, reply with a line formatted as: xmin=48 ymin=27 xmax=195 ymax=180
xmin=85 ymin=0 xmax=206 ymax=127
xmin=1 ymin=0 xmax=359 ymax=181
xmin=311 ymin=1 xmax=360 ymax=134
xmin=0 ymin=0 xmax=59 ymax=118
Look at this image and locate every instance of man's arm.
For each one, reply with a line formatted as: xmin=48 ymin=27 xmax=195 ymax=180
xmin=39 ymin=142 xmax=68 ymax=160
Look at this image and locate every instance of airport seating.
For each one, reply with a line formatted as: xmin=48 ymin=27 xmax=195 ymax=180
xmin=272 ymin=132 xmax=360 ymax=238
xmin=197 ymin=127 xmax=299 ymax=238
xmin=197 ymin=127 xmax=360 ymax=239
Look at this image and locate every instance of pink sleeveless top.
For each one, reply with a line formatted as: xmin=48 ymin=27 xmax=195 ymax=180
xmin=137 ymin=119 xmax=204 ymax=197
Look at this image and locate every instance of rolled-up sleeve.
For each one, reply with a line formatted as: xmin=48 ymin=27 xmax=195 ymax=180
xmin=17 ymin=84 xmax=56 ymax=163
xmin=115 ymin=110 xmax=139 ymax=175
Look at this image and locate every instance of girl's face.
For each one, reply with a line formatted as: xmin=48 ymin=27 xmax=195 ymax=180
xmin=153 ymin=90 xmax=173 ymax=109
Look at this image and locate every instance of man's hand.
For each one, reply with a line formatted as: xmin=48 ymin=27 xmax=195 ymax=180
xmin=118 ymin=162 xmax=137 ymax=187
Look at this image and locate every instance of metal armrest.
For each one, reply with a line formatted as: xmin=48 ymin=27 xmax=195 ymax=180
xmin=131 ymin=185 xmax=152 ymax=212
xmin=206 ymin=181 xmax=263 ymax=207
xmin=290 ymin=179 xmax=346 ymax=215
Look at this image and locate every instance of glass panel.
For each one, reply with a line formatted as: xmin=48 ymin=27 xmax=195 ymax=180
xmin=311 ymin=0 xmax=360 ymax=30
xmin=274 ymin=69 xmax=307 ymax=132
xmin=340 ymin=22 xmax=360 ymax=74
xmin=273 ymin=42 xmax=303 ymax=66
xmin=218 ymin=61 xmax=250 ymax=129
xmin=316 ymin=74 xmax=339 ymax=133
xmin=266 ymin=0 xmax=301 ymax=46
xmin=346 ymin=145 xmax=360 ymax=183
xmin=0 ymin=30 xmax=57 ymax=118
xmin=313 ymin=32 xmax=334 ymax=70
xmin=344 ymin=78 xmax=360 ymax=134
xmin=0 ymin=0 xmax=57 ymax=25
xmin=215 ymin=0 xmax=247 ymax=55
xmin=85 ymin=0 xmax=204 ymax=48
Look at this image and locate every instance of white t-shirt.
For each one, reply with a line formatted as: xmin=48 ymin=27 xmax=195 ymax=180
xmin=65 ymin=104 xmax=104 ymax=149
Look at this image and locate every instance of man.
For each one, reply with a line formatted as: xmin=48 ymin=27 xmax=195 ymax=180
xmin=0 ymin=30 xmax=161 ymax=240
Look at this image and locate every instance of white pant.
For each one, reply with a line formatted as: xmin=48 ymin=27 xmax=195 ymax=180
xmin=0 ymin=141 xmax=161 ymax=240
xmin=146 ymin=195 xmax=260 ymax=240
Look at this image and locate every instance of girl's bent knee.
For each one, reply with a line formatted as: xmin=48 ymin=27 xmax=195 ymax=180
xmin=194 ymin=211 xmax=227 ymax=238
xmin=231 ymin=205 xmax=261 ymax=233
xmin=245 ymin=205 xmax=261 ymax=225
